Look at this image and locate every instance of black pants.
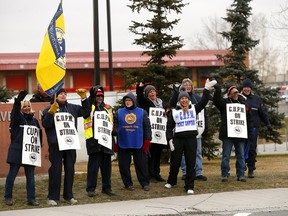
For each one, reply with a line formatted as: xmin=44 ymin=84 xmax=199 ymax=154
xmin=245 ymin=128 xmax=258 ymax=171
xmin=118 ymin=148 xmax=149 ymax=188
xmin=48 ymin=146 xmax=76 ymax=200
xmin=167 ymin=137 xmax=197 ymax=191
xmin=148 ymin=143 xmax=165 ymax=179
xmin=86 ymin=151 xmax=112 ymax=192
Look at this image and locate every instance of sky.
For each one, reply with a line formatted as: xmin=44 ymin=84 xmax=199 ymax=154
xmin=0 ymin=0 xmax=287 ymax=53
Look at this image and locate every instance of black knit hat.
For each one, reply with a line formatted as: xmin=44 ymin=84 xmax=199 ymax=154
xmin=242 ymin=78 xmax=253 ymax=89
xmin=56 ymin=88 xmax=66 ymax=97
xmin=144 ymin=85 xmax=156 ymax=98
xmin=178 ymin=90 xmax=190 ymax=101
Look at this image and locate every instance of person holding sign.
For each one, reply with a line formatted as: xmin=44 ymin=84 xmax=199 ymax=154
xmin=114 ymin=92 xmax=152 ymax=191
xmin=136 ymin=82 xmax=168 ymax=182
xmin=170 ymin=78 xmax=208 ymax=182
xmin=213 ymin=84 xmax=253 ymax=182
xmin=5 ymin=90 xmax=42 ymax=206
xmin=42 ymin=88 xmax=90 ymax=206
xmin=165 ymin=79 xmax=217 ymax=195
xmin=241 ymin=78 xmax=272 ymax=178
xmin=84 ymin=86 xmax=115 ymax=197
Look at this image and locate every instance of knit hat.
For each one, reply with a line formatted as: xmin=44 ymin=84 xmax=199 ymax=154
xmin=56 ymin=88 xmax=66 ymax=97
xmin=144 ymin=85 xmax=156 ymax=98
xmin=178 ymin=90 xmax=190 ymax=101
xmin=182 ymin=78 xmax=193 ymax=85
xmin=95 ymin=88 xmax=104 ymax=96
xmin=242 ymin=78 xmax=253 ymax=89
xmin=227 ymin=85 xmax=239 ymax=95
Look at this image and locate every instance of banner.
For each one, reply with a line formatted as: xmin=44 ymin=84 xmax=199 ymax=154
xmin=93 ymin=111 xmax=113 ymax=150
xmin=36 ymin=2 xmax=66 ymax=96
xmin=54 ymin=113 xmax=81 ymax=151
xmin=226 ymin=103 xmax=248 ymax=139
xmin=196 ymin=109 xmax=205 ymax=138
xmin=22 ymin=125 xmax=41 ymax=167
xmin=149 ymin=108 xmax=167 ymax=145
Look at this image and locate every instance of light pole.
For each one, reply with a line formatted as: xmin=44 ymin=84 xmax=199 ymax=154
xmin=93 ymin=0 xmax=113 ymax=90
xmin=93 ymin=0 xmax=100 ymax=85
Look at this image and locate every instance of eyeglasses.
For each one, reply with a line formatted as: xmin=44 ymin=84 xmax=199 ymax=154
xmin=96 ymin=95 xmax=104 ymax=97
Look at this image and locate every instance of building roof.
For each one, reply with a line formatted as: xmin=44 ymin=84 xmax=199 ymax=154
xmin=0 ymin=50 xmax=226 ymax=71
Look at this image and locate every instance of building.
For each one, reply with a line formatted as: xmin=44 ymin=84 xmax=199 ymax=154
xmin=0 ymin=50 xmax=226 ymax=93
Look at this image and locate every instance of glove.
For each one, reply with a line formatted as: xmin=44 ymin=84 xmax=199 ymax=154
xmin=48 ymin=101 xmax=59 ymax=115
xmin=141 ymin=76 xmax=153 ymax=84
xmin=172 ymin=84 xmax=180 ymax=93
xmin=89 ymin=87 xmax=96 ymax=98
xmin=15 ymin=90 xmax=28 ymax=105
xmin=204 ymin=78 xmax=217 ymax=90
xmin=169 ymin=140 xmax=175 ymax=152
xmin=143 ymin=140 xmax=151 ymax=153
xmin=76 ymin=88 xmax=87 ymax=99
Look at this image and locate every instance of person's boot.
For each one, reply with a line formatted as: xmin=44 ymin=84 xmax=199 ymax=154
xmin=248 ymin=170 xmax=255 ymax=178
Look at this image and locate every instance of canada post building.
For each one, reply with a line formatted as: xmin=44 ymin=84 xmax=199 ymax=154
xmin=0 ymin=50 xmax=226 ymax=93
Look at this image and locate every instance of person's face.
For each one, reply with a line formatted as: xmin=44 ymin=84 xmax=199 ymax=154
xmin=242 ymin=87 xmax=251 ymax=95
xmin=179 ymin=96 xmax=189 ymax=107
xmin=183 ymin=81 xmax=192 ymax=93
xmin=95 ymin=95 xmax=104 ymax=105
xmin=56 ymin=92 xmax=67 ymax=104
xmin=21 ymin=101 xmax=31 ymax=114
xmin=125 ymin=98 xmax=133 ymax=108
xmin=229 ymin=91 xmax=239 ymax=101
xmin=147 ymin=89 xmax=157 ymax=101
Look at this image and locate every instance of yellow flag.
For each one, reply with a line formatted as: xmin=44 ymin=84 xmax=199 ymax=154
xmin=36 ymin=2 xmax=65 ymax=96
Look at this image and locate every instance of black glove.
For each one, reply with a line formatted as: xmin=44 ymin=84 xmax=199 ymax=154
xmin=141 ymin=76 xmax=153 ymax=84
xmin=89 ymin=87 xmax=96 ymax=98
xmin=15 ymin=90 xmax=28 ymax=105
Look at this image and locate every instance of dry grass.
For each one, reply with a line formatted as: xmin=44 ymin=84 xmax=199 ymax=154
xmin=1 ymin=154 xmax=288 ymax=211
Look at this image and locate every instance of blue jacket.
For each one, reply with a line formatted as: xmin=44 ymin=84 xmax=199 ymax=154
xmin=243 ymin=93 xmax=270 ymax=128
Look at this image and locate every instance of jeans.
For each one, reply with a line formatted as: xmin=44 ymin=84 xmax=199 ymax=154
xmin=221 ymin=139 xmax=245 ymax=177
xmin=5 ymin=163 xmax=35 ymax=202
xmin=181 ymin=138 xmax=202 ymax=176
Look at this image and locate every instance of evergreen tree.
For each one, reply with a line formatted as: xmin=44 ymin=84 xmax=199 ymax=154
xmin=0 ymin=86 xmax=13 ymax=103
xmin=211 ymin=0 xmax=284 ymax=144
xmin=125 ymin=0 xmax=188 ymax=102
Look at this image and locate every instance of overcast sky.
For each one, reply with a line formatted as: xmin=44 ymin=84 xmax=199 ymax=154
xmin=0 ymin=0 xmax=287 ymax=53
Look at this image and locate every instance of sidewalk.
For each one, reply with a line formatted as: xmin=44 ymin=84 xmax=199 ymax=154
xmin=0 ymin=188 xmax=287 ymax=216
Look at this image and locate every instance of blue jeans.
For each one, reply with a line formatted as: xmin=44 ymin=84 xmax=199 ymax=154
xmin=221 ymin=139 xmax=245 ymax=177
xmin=181 ymin=138 xmax=202 ymax=176
xmin=5 ymin=163 xmax=36 ymax=202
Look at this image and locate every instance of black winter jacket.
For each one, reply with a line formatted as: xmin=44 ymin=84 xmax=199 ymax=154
xmin=42 ymin=99 xmax=90 ymax=147
xmin=166 ymin=89 xmax=210 ymax=141
xmin=7 ymin=103 xmax=42 ymax=164
xmin=213 ymin=85 xmax=253 ymax=141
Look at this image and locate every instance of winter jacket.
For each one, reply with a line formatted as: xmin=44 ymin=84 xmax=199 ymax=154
xmin=242 ymin=92 xmax=270 ymax=128
xmin=7 ymin=102 xmax=42 ymax=164
xmin=42 ymin=99 xmax=90 ymax=147
xmin=85 ymin=99 xmax=114 ymax=155
xmin=213 ymin=85 xmax=253 ymax=141
xmin=166 ymin=89 xmax=210 ymax=141
xmin=114 ymin=92 xmax=152 ymax=148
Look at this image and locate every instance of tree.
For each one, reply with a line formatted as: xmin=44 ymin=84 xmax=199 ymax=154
xmin=0 ymin=86 xmax=13 ymax=103
xmin=213 ymin=0 xmax=284 ymax=144
xmin=128 ymin=0 xmax=187 ymax=65
xmin=126 ymin=0 xmax=189 ymax=102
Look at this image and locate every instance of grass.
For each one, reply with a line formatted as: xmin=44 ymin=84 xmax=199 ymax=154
xmin=1 ymin=154 xmax=288 ymax=211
